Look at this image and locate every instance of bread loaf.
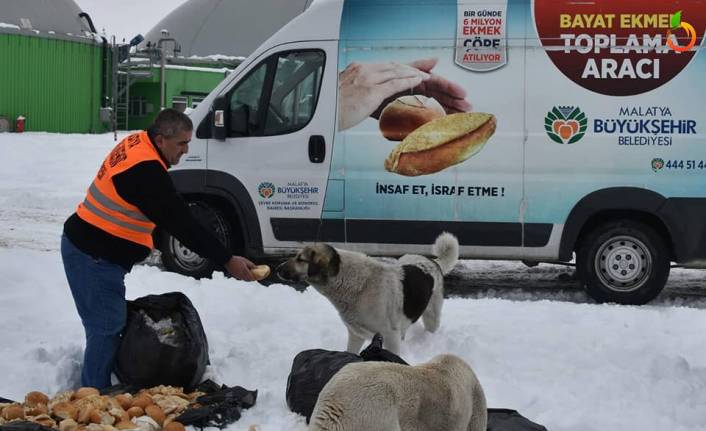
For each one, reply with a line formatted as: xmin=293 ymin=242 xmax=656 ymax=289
xmin=384 ymin=112 xmax=496 ymax=176
xmin=379 ymin=95 xmax=446 ymax=141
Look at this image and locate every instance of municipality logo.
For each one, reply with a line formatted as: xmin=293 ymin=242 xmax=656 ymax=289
xmin=258 ymin=182 xmax=275 ymax=199
xmin=651 ymin=158 xmax=665 ymax=172
xmin=545 ymin=106 xmax=588 ymax=144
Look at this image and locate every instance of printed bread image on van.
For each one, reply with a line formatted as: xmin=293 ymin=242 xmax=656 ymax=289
xmin=384 ymin=112 xmax=497 ymax=176
xmin=378 ymin=95 xmax=446 ymax=141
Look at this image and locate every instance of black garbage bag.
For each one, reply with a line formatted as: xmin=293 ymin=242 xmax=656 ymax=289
xmin=285 ymin=333 xmax=405 ymax=423
xmin=176 ymin=384 xmax=257 ymax=429
xmin=359 ymin=333 xmax=408 ymax=365
xmin=488 ymin=409 xmax=548 ymax=431
xmin=114 ymin=292 xmax=209 ymax=390
xmin=0 ymin=422 xmax=55 ymax=431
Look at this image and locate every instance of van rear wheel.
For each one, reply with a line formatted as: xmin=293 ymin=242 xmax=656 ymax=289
xmin=577 ymin=220 xmax=670 ymax=305
xmin=159 ymin=201 xmax=231 ymax=279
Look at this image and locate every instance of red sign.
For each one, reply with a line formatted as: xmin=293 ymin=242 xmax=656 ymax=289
xmin=534 ymin=1 xmax=706 ymax=96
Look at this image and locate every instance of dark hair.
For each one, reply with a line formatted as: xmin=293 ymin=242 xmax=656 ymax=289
xmin=148 ymin=108 xmax=193 ymax=139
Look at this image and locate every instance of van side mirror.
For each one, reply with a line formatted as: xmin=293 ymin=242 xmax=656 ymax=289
xmin=211 ymin=95 xmax=229 ymax=141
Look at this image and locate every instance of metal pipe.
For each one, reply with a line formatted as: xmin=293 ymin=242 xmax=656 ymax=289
xmin=157 ymin=37 xmax=177 ymax=110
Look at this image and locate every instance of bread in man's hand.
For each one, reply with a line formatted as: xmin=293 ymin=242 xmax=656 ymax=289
xmin=379 ymin=95 xmax=446 ymax=141
xmin=384 ymin=112 xmax=496 ymax=176
xmin=250 ymin=265 xmax=271 ymax=281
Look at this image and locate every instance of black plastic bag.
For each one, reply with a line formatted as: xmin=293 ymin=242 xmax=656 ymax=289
xmin=176 ymin=384 xmax=257 ymax=429
xmin=285 ymin=333 xmax=404 ymax=423
xmin=488 ymin=409 xmax=548 ymax=431
xmin=114 ymin=292 xmax=209 ymax=390
xmin=359 ymin=333 xmax=408 ymax=365
xmin=0 ymin=422 xmax=55 ymax=431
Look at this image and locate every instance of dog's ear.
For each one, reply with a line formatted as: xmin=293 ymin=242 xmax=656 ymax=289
xmin=307 ymin=247 xmax=324 ymax=278
xmin=307 ymin=244 xmax=340 ymax=279
xmin=323 ymin=244 xmax=341 ymax=277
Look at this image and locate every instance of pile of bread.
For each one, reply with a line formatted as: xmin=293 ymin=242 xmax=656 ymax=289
xmin=0 ymin=386 xmax=202 ymax=431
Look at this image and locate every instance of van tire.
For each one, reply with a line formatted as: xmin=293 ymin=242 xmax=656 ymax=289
xmin=159 ymin=201 xmax=231 ymax=279
xmin=576 ymin=220 xmax=670 ymax=305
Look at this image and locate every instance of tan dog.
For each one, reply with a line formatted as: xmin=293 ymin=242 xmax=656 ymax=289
xmin=309 ymin=354 xmax=487 ymax=431
xmin=276 ymin=233 xmax=459 ymax=355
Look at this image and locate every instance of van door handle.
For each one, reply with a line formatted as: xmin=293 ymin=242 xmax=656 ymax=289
xmin=308 ymin=135 xmax=326 ymax=163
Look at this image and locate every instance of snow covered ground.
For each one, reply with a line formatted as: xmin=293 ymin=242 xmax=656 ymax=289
xmin=1 ymin=132 xmax=706 ymax=431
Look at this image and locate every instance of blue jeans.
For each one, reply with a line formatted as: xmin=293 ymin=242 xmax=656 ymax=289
xmin=61 ymin=234 xmax=128 ymax=389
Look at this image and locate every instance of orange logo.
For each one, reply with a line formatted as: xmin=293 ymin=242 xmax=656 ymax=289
xmin=667 ymin=11 xmax=698 ymax=53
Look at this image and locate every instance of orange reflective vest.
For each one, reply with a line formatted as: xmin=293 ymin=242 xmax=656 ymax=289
xmin=76 ymin=131 xmax=167 ymax=249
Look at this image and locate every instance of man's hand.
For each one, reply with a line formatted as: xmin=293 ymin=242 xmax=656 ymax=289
xmin=409 ymin=58 xmax=472 ymax=114
xmin=225 ymin=255 xmax=256 ymax=281
xmin=338 ymin=58 xmax=472 ymax=131
xmin=338 ymin=61 xmax=430 ymax=131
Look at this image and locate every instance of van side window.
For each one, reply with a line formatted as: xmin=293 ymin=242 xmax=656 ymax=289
xmin=228 ymin=62 xmax=268 ymax=136
xmin=227 ymin=49 xmax=325 ymax=137
xmin=264 ymin=51 xmax=325 ymax=135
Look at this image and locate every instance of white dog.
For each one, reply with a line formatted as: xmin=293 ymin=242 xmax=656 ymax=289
xmin=276 ymin=232 xmax=459 ymax=355
xmin=309 ymin=353 xmax=487 ymax=431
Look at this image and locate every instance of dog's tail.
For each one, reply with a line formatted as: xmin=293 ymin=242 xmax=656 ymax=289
xmin=432 ymin=232 xmax=459 ymax=275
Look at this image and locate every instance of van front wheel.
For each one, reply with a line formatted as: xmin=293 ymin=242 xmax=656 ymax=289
xmin=159 ymin=201 xmax=231 ymax=279
xmin=577 ymin=220 xmax=670 ymax=305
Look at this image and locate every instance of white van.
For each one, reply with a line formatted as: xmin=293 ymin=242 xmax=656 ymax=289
xmin=158 ymin=0 xmax=706 ymax=305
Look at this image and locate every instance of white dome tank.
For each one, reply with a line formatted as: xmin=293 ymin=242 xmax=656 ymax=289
xmin=142 ymin=0 xmax=314 ymax=57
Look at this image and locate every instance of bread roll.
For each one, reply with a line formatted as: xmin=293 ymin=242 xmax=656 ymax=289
xmin=144 ymin=405 xmax=165 ymax=426
xmin=26 ymin=403 xmax=49 ymax=416
xmin=163 ymin=422 xmax=185 ymax=431
xmin=53 ymin=401 xmax=78 ymax=421
xmin=114 ymin=395 xmax=132 ymax=411
xmin=126 ymin=407 xmax=143 ymax=419
xmin=32 ymin=414 xmax=56 ymax=428
xmin=25 ymin=391 xmax=50 ymax=407
xmin=379 ymin=95 xmax=446 ymax=141
xmin=59 ymin=418 xmax=79 ymax=431
xmin=133 ymin=415 xmax=159 ymax=431
xmin=250 ymin=265 xmax=271 ymax=281
xmin=108 ymin=407 xmax=130 ymax=423
xmin=115 ymin=420 xmax=138 ymax=430
xmin=89 ymin=410 xmax=115 ymax=426
xmin=2 ymin=405 xmax=25 ymax=420
xmin=74 ymin=388 xmax=100 ymax=401
xmin=130 ymin=395 xmax=152 ymax=410
xmin=77 ymin=406 xmax=95 ymax=424
xmin=384 ymin=112 xmax=496 ymax=176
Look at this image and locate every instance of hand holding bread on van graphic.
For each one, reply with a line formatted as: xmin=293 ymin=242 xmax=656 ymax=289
xmin=338 ymin=57 xmax=496 ymax=176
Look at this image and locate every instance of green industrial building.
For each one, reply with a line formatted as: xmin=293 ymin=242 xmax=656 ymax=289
xmin=0 ymin=0 xmax=110 ymax=133
xmin=0 ymin=0 xmax=312 ymax=134
xmin=120 ymin=58 xmax=236 ymax=131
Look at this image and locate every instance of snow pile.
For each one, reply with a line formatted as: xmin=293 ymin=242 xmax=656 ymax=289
xmin=0 ymin=132 xmax=705 ymax=431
